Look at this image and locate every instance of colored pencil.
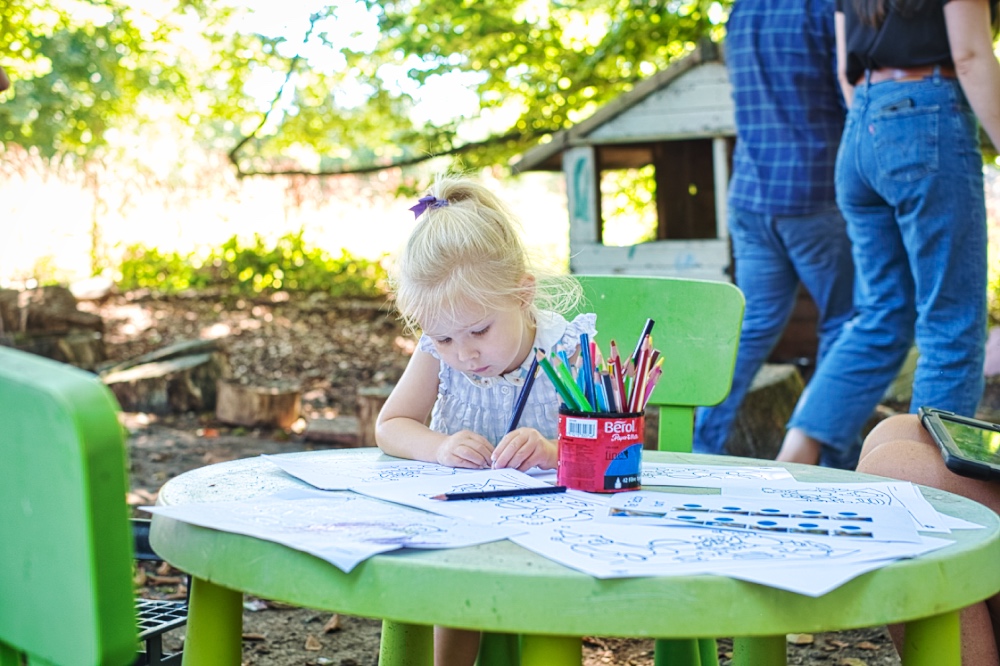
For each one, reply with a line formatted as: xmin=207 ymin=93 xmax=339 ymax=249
xmin=538 ymin=354 xmax=578 ymax=409
xmin=553 ymin=354 xmax=593 ymax=411
xmin=580 ymin=333 xmax=596 ymax=408
xmin=506 ymin=349 xmax=542 ymax=433
xmin=630 ymin=318 xmax=655 ymax=368
xmin=430 ymin=485 xmax=567 ymax=501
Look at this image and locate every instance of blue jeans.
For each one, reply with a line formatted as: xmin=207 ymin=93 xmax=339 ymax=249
xmin=789 ymin=72 xmax=988 ymax=460
xmin=694 ymin=205 xmax=855 ymax=464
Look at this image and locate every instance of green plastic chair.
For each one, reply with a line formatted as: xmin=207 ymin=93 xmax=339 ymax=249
xmin=478 ymin=274 xmax=745 ymax=666
xmin=0 ymin=347 xmax=137 ymax=666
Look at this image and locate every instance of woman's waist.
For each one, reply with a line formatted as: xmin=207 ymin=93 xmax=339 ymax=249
xmin=859 ymin=64 xmax=956 ymax=86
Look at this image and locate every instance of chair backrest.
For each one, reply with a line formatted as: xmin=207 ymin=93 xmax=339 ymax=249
xmin=569 ymin=275 xmax=744 ymax=452
xmin=0 ymin=347 xmax=136 ymax=666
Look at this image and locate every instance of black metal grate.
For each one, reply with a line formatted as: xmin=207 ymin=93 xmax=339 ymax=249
xmin=136 ymin=598 xmax=188 ymax=638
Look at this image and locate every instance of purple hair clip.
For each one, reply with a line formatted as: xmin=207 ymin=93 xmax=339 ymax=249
xmin=409 ymin=195 xmax=450 ymax=219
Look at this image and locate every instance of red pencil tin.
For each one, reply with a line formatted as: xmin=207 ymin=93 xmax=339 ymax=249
xmin=556 ymin=408 xmax=644 ymax=493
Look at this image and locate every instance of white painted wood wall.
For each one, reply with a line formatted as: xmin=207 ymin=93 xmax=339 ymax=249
xmin=565 ymin=61 xmax=736 ymax=282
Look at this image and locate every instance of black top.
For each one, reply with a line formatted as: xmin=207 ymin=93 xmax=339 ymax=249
xmin=836 ymin=0 xmax=998 ymax=84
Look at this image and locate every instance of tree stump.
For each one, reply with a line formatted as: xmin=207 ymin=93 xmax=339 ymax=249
xmin=216 ymin=380 xmax=302 ymax=429
xmin=723 ymin=363 xmax=804 ymax=460
xmin=101 ymin=339 xmax=230 ymax=414
xmin=356 ymin=386 xmax=394 ymax=448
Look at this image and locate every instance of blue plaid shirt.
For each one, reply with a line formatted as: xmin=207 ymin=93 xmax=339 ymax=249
xmin=726 ymin=0 xmax=846 ymax=216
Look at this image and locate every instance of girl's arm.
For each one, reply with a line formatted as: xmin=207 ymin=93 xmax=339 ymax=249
xmin=945 ymin=0 xmax=1000 ymax=150
xmin=375 ymin=348 xmax=493 ymax=467
xmin=835 ymin=11 xmax=855 ymax=108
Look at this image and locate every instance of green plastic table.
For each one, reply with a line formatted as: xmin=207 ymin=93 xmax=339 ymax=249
xmin=150 ymin=449 xmax=1000 ymax=666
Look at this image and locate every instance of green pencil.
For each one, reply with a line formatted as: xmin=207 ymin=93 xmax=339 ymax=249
xmin=538 ymin=354 xmax=581 ymax=410
xmin=552 ymin=354 xmax=593 ymax=412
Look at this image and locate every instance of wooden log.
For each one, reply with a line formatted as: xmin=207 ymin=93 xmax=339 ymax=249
xmin=356 ymin=386 xmax=394 ymax=448
xmin=302 ymin=417 xmax=359 ymax=447
xmin=103 ymin=351 xmax=230 ymax=414
xmin=723 ymin=363 xmax=804 ymax=461
xmin=216 ymin=380 xmax=301 ymax=429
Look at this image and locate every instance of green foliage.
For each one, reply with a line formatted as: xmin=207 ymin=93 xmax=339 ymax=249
xmin=116 ymin=231 xmax=388 ymax=299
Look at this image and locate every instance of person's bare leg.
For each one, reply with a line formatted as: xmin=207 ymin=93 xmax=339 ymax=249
xmin=435 ymin=626 xmax=481 ymax=666
xmin=857 ymin=414 xmax=1000 ymax=666
xmin=776 ymin=427 xmax=822 ymax=465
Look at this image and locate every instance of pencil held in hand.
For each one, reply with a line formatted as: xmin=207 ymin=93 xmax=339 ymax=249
xmin=506 ymin=348 xmax=542 ymax=433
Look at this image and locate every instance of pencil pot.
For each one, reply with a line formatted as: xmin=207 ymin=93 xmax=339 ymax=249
xmin=556 ymin=408 xmax=644 ymax=493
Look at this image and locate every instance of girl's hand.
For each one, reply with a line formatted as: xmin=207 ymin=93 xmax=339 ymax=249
xmin=437 ymin=430 xmax=494 ymax=469
xmin=492 ymin=428 xmax=557 ymax=472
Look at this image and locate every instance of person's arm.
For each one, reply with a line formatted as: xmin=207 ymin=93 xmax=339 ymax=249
xmin=945 ymin=0 xmax=1000 ymax=150
xmin=835 ymin=11 xmax=855 ymax=107
xmin=375 ymin=348 xmax=494 ymax=468
xmin=0 ymin=66 xmax=9 ymax=93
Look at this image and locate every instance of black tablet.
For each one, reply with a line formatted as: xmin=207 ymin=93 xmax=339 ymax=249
xmin=918 ymin=407 xmax=1000 ymax=483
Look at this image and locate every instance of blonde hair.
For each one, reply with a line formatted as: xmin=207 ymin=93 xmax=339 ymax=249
xmin=391 ymin=175 xmax=581 ymax=334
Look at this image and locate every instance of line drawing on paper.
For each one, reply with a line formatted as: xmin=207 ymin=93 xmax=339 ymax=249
xmin=547 ymin=528 xmax=860 ymax=565
xmin=759 ymin=486 xmax=897 ymax=506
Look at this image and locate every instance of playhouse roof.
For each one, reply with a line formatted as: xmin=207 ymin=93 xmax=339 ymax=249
xmin=511 ymin=39 xmax=729 ymax=174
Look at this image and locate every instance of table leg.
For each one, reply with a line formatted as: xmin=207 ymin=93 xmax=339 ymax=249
xmin=901 ymin=610 xmax=961 ymax=666
xmin=478 ymin=631 xmax=521 ymax=665
xmin=379 ymin=620 xmax=433 ymax=666
xmin=655 ymin=638 xmax=710 ymax=665
xmin=732 ymin=635 xmax=786 ymax=665
xmin=520 ymin=635 xmax=580 ymax=666
xmin=181 ymin=576 xmax=242 ymax=666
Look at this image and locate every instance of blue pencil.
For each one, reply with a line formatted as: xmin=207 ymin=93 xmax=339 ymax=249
xmin=507 ymin=349 xmax=542 ymax=432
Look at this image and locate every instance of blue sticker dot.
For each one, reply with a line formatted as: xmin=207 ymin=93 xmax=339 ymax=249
xmin=678 ymin=515 xmax=697 ymax=520
xmin=839 ymin=524 xmax=860 ymax=531
xmin=838 ymin=511 xmax=858 ymax=517
xmin=761 ymin=508 xmax=780 ymax=514
xmin=758 ymin=520 xmax=777 ymax=526
xmin=715 ymin=517 xmax=733 ymax=522
xmin=722 ymin=506 xmax=742 ymax=511
xmin=683 ymin=503 xmax=702 ymax=509
xmin=799 ymin=523 xmax=818 ymax=529
xmin=802 ymin=510 xmax=822 ymax=516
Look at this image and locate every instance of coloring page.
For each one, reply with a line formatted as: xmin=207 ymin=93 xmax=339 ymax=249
xmin=510 ymin=521 xmax=947 ymax=594
xmin=143 ymin=488 xmax=520 ymax=572
xmin=721 ymin=481 xmax=948 ymax=532
xmin=264 ymin=452 xmax=461 ymax=490
xmin=352 ymin=468 xmax=612 ymax=526
xmin=599 ymin=491 xmax=922 ymax=543
xmin=640 ymin=463 xmax=794 ymax=487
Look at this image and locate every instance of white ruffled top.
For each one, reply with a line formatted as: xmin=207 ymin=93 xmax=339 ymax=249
xmin=417 ymin=310 xmax=598 ymax=446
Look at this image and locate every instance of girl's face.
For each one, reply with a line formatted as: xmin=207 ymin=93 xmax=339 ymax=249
xmin=422 ymin=297 xmax=534 ymax=378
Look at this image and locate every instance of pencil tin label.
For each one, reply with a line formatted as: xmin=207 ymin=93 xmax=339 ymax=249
xmin=557 ymin=410 xmax=643 ymax=493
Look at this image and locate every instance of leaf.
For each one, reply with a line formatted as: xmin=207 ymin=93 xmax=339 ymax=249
xmin=304 ymin=634 xmax=322 ymax=651
xmin=857 ymin=641 xmax=880 ymax=650
xmin=838 ymin=658 xmax=869 ymax=666
xmin=787 ymin=633 xmax=814 ymax=645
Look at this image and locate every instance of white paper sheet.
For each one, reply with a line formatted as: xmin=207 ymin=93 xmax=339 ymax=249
xmin=263 ymin=453 xmax=462 ymax=490
xmin=721 ymin=480 xmax=949 ymax=532
xmin=510 ymin=521 xmax=949 ymax=594
xmin=600 ymin=491 xmax=922 ymax=543
xmin=640 ymin=463 xmax=794 ymax=487
xmin=352 ymin=468 xmax=612 ymax=526
xmin=143 ymin=488 xmax=521 ymax=572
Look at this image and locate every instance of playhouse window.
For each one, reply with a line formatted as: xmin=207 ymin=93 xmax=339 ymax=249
xmin=596 ymin=140 xmax=718 ymax=245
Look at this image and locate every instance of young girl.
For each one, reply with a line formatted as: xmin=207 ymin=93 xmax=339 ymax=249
xmin=376 ymin=176 xmax=595 ymax=665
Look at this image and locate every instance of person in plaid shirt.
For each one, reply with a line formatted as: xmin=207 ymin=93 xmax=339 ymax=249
xmin=694 ymin=0 xmax=858 ymax=468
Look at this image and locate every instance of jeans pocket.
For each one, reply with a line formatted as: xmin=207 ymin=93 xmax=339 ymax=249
xmin=872 ymin=102 xmax=940 ymax=182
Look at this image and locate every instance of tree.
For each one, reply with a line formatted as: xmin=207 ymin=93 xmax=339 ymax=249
xmin=0 ymin=0 xmax=728 ymax=177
